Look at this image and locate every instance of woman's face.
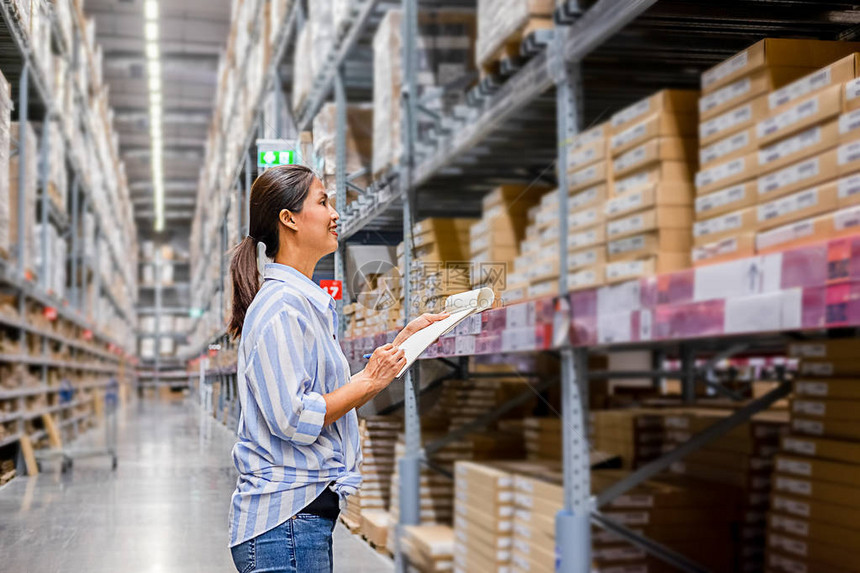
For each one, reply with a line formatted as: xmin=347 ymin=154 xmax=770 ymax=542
xmin=293 ymin=178 xmax=339 ymax=257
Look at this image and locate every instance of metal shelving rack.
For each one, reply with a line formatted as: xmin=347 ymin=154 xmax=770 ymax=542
xmin=0 ymin=1 xmax=137 ymax=465
xmin=187 ymin=1 xmax=860 ymax=571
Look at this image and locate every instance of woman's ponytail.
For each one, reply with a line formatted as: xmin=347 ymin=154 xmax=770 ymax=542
xmin=228 ymin=236 xmax=261 ymax=338
xmin=226 ymin=164 xmax=317 ymax=338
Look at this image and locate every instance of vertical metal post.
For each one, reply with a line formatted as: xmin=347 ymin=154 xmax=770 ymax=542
xmin=70 ymin=175 xmax=79 ymax=308
xmin=154 ymin=248 xmax=162 ymax=389
xmin=244 ymin=152 xmax=252 ymax=238
xmin=38 ymin=115 xmax=51 ymax=290
xmin=554 ymin=18 xmax=592 ymax=573
xmin=681 ymin=344 xmax=696 ymax=405
xmin=396 ymin=0 xmax=420 ymax=571
xmin=81 ymin=196 xmax=89 ymax=313
xmin=17 ymin=63 xmax=29 ymax=277
xmin=334 ymin=68 xmax=347 ymax=339
xmin=92 ymin=223 xmax=101 ymax=321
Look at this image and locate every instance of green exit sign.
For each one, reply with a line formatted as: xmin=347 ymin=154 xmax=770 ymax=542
xmin=189 ymin=308 xmax=203 ymax=318
xmin=258 ymin=150 xmax=295 ymax=169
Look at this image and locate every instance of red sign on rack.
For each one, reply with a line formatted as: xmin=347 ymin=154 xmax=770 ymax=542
xmin=83 ymin=329 xmax=93 ymax=341
xmin=43 ymin=307 xmax=58 ymax=321
xmin=319 ymin=280 xmax=342 ymax=300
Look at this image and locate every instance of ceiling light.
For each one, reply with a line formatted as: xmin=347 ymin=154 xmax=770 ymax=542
xmin=145 ymin=22 xmax=159 ymax=41
xmin=148 ymin=60 xmax=160 ymax=77
xmin=148 ymin=75 xmax=161 ymax=93
xmin=144 ymin=0 xmax=159 ymax=21
xmin=146 ymin=43 xmax=159 ymax=60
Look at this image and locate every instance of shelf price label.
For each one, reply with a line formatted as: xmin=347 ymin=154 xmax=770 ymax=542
xmin=43 ymin=306 xmax=58 ymax=321
xmin=320 ymin=280 xmax=342 ymax=300
xmin=83 ymin=329 xmax=93 ymax=341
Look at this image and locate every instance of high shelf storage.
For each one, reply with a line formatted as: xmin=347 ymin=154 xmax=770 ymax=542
xmin=0 ymin=0 xmax=138 ymax=474
xmin=188 ymin=1 xmax=860 ymax=572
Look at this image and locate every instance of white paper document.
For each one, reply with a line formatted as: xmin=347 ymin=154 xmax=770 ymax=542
xmin=395 ymin=287 xmax=495 ymax=377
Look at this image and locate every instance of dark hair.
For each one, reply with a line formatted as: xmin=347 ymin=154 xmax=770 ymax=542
xmin=228 ymin=164 xmax=317 ymax=338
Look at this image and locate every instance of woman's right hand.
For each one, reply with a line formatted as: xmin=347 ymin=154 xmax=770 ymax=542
xmin=363 ymin=343 xmax=407 ymax=392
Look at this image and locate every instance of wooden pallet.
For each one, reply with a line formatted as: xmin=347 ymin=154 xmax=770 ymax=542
xmin=339 ymin=514 xmax=361 ymax=534
xmin=364 ymin=536 xmax=393 ymax=559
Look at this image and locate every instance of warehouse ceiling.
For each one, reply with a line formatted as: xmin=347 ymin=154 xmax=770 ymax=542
xmin=84 ymin=0 xmax=231 ymax=238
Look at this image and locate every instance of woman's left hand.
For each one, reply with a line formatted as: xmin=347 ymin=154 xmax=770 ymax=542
xmin=392 ymin=312 xmax=449 ymax=346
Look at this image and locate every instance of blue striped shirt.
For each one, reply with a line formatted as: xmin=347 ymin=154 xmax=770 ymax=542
xmin=228 ymin=263 xmax=361 ymax=547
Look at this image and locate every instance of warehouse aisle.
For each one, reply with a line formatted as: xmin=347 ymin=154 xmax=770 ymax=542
xmin=0 ymin=401 xmax=393 ymax=573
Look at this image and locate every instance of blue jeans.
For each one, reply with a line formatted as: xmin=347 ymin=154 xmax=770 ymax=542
xmin=230 ymin=514 xmax=337 ymax=573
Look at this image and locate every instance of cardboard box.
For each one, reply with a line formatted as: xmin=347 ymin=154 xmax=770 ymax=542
xmin=693 ymin=207 xmax=757 ymax=247
xmin=695 ymin=181 xmax=757 ymax=219
xmin=695 ymin=152 xmax=759 ymax=195
xmin=775 ymin=454 xmax=860 ymax=487
xmin=566 ymin=226 xmax=606 ymax=251
xmin=610 ymin=113 xmax=698 ymax=156
xmin=833 ymin=204 xmax=860 ymax=237
xmin=838 ymin=107 xmax=860 ymax=144
xmin=755 ymin=212 xmax=835 ymax=253
xmin=757 ymin=148 xmax=837 ymax=201
xmin=700 ymin=39 xmax=860 ymax=93
xmin=567 ymin=206 xmax=605 ymax=232
xmin=606 ymin=206 xmax=693 ymax=240
xmin=568 ymin=246 xmax=605 ymax=271
xmin=757 ymin=84 xmax=843 ymax=147
xmin=791 ymin=417 xmax=860 ymax=442
xmin=837 ymin=135 xmax=860 ymax=175
xmin=606 ymin=181 xmax=693 ymax=220
xmin=605 ymin=253 xmax=690 ymax=283
xmin=756 ymin=181 xmax=838 ymax=231
xmin=699 ymin=95 xmax=769 ymax=147
xmin=569 ymin=122 xmax=608 ymax=150
xmin=792 ymin=398 xmax=860 ymax=421
xmin=769 ymin=53 xmax=860 ymax=112
xmin=612 ymin=137 xmax=697 ymax=178
xmin=700 ymin=66 xmax=817 ymax=121
xmin=794 ymin=378 xmax=860 ymax=400
xmin=769 ymin=511 xmax=860 ymax=553
xmin=568 ymin=138 xmax=606 ymax=171
xmin=692 ymin=233 xmax=756 ymax=266
xmin=768 ymin=532 xmax=860 ymax=571
xmin=782 ymin=435 xmax=860 ymax=465
xmin=846 ymin=76 xmax=860 ymax=112
xmin=569 ymin=184 xmax=609 ymax=212
xmin=789 ymin=339 xmax=860 ymax=359
xmin=612 ymin=162 xmax=693 ymax=197
xmin=569 ymin=161 xmax=608 ymax=193
xmin=771 ymin=492 xmax=860 ymax=531
xmin=700 ymin=127 xmax=758 ymax=169
xmin=798 ymin=357 xmax=860 ymax=377
xmin=610 ymin=89 xmax=699 ymax=134
xmin=568 ymin=265 xmax=604 ymax=291
xmin=607 ymin=229 xmax=691 ymax=262
xmin=758 ymin=120 xmax=840 ymax=175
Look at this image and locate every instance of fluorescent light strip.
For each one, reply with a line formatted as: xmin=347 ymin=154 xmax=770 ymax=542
xmin=144 ymin=0 xmax=164 ymax=231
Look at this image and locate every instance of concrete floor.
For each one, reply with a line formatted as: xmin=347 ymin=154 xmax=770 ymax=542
xmin=0 ymin=399 xmax=393 ymax=573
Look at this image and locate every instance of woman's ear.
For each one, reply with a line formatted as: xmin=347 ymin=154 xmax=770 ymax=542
xmin=280 ymin=209 xmax=298 ymax=231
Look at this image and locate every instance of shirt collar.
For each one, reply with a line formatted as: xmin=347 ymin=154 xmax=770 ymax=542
xmin=264 ymin=262 xmax=334 ymax=314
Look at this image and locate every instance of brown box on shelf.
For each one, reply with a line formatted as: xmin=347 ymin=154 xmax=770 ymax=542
xmin=757 ymin=84 xmax=844 ymax=147
xmin=606 ymin=181 xmax=693 ymax=220
xmin=838 ymin=173 xmax=860 ymax=208
xmin=837 ymin=135 xmax=860 ymax=175
xmin=757 ymin=120 xmax=840 ymax=175
xmin=756 ymin=148 xmax=838 ymax=202
xmin=695 ymin=180 xmax=757 ymax=220
xmin=771 ymin=492 xmax=860 ymax=534
xmin=699 ymin=65 xmax=818 ymax=121
xmin=789 ymin=338 xmax=860 ymax=359
xmin=782 ymin=435 xmax=860 ymax=465
xmin=607 ymin=229 xmax=691 ymax=263
xmin=569 ymin=161 xmax=608 ymax=193
xmin=568 ymin=265 xmax=605 ymax=291
xmin=756 ymin=181 xmax=838 ymax=232
xmin=605 ymin=253 xmax=690 ymax=284
xmin=610 ymin=113 xmax=698 ymax=157
xmin=792 ymin=398 xmax=860 ymax=421
xmin=611 ymin=137 xmax=697 ymax=178
xmin=769 ymin=511 xmax=860 ymax=553
xmin=768 ymin=53 xmax=860 ymax=113
xmin=693 ymin=206 xmax=757 ymax=248
xmin=794 ymin=378 xmax=860 ymax=400
xmin=692 ymin=233 xmax=757 ymax=266
xmin=775 ymin=454 xmax=860 ymax=488
xmin=798 ymin=358 xmax=860 ymax=377
xmin=695 ymin=151 xmax=759 ymax=195
xmin=568 ymin=246 xmax=606 ymax=270
xmin=701 ymin=39 xmax=860 ymax=93
xmin=568 ymin=137 xmax=607 ymax=172
xmin=699 ymin=95 xmax=769 ymax=147
xmin=755 ymin=211 xmax=836 ymax=254
xmin=768 ymin=531 xmax=860 ymax=571
xmin=606 ymin=206 xmax=693 ymax=241
xmin=610 ymin=89 xmax=699 ymax=134
xmin=700 ymin=127 xmax=758 ymax=170
xmin=838 ymin=107 xmax=860 ymax=144
xmin=611 ymin=162 xmax=693 ymax=198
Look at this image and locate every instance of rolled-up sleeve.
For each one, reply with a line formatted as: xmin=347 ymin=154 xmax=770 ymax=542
xmin=246 ymin=309 xmax=326 ymax=446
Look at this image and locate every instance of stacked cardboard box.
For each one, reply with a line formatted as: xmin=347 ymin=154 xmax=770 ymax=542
xmin=372 ymin=10 xmax=476 ymax=176
xmin=606 ymin=90 xmax=699 ymax=282
xmin=344 ymin=416 xmax=400 ymax=531
xmin=765 ymin=339 xmax=860 ymax=572
xmin=591 ymin=408 xmax=669 ymax=469
xmin=402 ymin=525 xmax=455 ymax=573
xmin=475 ymin=0 xmax=553 ymax=77
xmin=312 ymin=103 xmax=374 ymax=201
xmin=469 ymin=184 xmax=547 ymax=301
xmin=409 ymin=218 xmax=476 ymax=315
xmin=665 ymin=409 xmax=788 ymax=571
xmin=692 ymin=39 xmax=860 ymax=264
xmin=453 ymin=461 xmax=516 ymax=573
xmin=0 ymin=71 xmax=9 ymax=259
xmin=10 ymin=122 xmax=38 ymax=277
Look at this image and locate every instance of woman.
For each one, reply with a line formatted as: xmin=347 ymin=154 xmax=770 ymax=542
xmin=227 ymin=164 xmax=446 ymax=573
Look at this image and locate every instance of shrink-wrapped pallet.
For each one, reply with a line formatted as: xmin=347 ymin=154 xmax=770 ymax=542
xmin=291 ymin=23 xmax=313 ymax=112
xmin=0 ymin=72 xmax=10 ymax=259
xmin=10 ymin=123 xmax=38 ymax=276
xmin=476 ymin=0 xmax=554 ymax=69
xmin=312 ymin=103 xmax=373 ymax=200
